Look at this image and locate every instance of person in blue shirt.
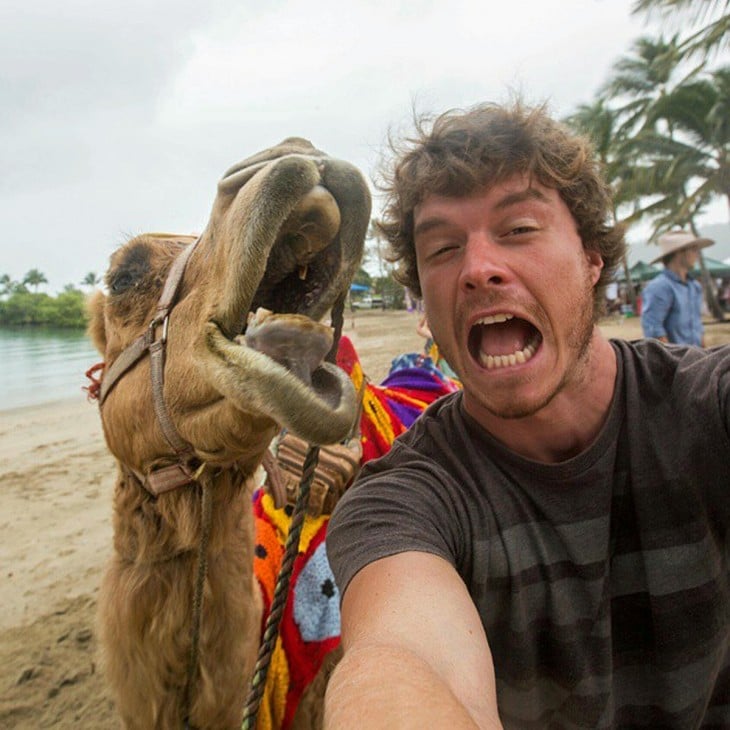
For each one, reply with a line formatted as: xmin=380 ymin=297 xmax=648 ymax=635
xmin=641 ymin=230 xmax=714 ymax=346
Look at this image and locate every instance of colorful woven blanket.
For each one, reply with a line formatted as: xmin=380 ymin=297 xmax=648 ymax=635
xmin=252 ymin=335 xmax=460 ymax=729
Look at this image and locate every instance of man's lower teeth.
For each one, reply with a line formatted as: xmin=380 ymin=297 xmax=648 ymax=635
xmin=480 ymin=343 xmax=535 ymax=369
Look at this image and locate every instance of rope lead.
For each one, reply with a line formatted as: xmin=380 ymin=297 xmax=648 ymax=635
xmin=241 ymin=444 xmax=320 ymax=729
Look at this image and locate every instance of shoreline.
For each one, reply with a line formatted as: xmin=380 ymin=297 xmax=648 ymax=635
xmin=0 ymin=393 xmax=91 ymax=415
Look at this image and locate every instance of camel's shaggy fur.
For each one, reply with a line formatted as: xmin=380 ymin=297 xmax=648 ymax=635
xmin=88 ymin=139 xmax=370 ymax=729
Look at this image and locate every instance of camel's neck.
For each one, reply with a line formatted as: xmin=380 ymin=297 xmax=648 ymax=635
xmin=112 ymin=463 xmax=258 ymax=565
xmin=100 ymin=461 xmax=264 ymax=730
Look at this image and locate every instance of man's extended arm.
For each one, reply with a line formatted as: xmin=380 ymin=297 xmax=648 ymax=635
xmin=324 ymin=551 xmax=503 ymax=729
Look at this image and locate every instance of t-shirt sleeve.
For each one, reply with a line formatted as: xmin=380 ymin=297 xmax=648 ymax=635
xmin=326 ymin=440 xmax=465 ymax=597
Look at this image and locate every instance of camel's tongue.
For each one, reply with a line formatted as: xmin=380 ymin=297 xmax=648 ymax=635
xmin=244 ymin=309 xmax=333 ymax=385
xmin=478 ymin=319 xmax=533 ymax=356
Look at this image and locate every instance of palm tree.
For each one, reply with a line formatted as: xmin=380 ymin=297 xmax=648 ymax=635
xmin=640 ymin=69 xmax=730 ymax=220
xmin=564 ymin=98 xmax=639 ymax=309
xmin=81 ymin=271 xmax=101 ymax=288
xmin=0 ymin=273 xmax=12 ymax=297
xmin=600 ymin=28 xmax=728 ymax=319
xmin=602 ymin=35 xmax=704 ymax=138
xmin=23 ymin=268 xmax=48 ymax=293
xmin=631 ymin=67 xmax=730 ymax=318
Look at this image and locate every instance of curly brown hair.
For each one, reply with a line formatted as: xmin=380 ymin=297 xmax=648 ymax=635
xmin=376 ymin=101 xmax=625 ymax=319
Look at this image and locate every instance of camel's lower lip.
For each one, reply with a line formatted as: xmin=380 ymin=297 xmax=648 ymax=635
xmin=201 ymin=320 xmax=357 ymax=444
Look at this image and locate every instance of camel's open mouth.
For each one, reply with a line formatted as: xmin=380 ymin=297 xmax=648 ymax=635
xmin=215 ymin=182 xmax=345 ymax=388
xmin=247 ymin=185 xmax=343 ymax=322
xmin=468 ymin=314 xmax=543 ymax=370
xmin=198 ymin=147 xmax=369 ymax=444
xmin=211 ymin=183 xmax=345 ymax=346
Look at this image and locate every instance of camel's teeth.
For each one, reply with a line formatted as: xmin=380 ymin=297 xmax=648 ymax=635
xmin=298 ymin=264 xmax=308 ymax=280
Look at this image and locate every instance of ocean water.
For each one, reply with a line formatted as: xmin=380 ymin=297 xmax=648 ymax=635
xmin=0 ymin=327 xmax=100 ymax=410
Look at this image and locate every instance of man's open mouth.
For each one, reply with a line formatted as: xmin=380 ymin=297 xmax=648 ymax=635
xmin=468 ymin=313 xmax=542 ymax=370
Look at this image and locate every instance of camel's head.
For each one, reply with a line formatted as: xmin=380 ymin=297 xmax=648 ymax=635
xmin=88 ymin=138 xmax=370 ymax=478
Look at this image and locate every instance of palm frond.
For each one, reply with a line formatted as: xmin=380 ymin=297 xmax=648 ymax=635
xmin=632 ymin=2 xmax=729 ymax=59
xmin=632 ymin=0 xmax=729 ymax=26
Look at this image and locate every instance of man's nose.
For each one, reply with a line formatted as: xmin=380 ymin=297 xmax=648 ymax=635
xmin=458 ymin=234 xmax=511 ymax=292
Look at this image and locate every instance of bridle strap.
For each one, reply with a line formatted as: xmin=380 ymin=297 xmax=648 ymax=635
xmin=98 ymin=329 xmax=151 ymax=406
xmin=99 ymin=236 xmax=201 ymax=407
xmin=98 ymin=236 xmax=202 ymax=494
xmin=127 ymin=462 xmax=201 ymax=497
xmin=150 ymin=336 xmax=192 ymax=456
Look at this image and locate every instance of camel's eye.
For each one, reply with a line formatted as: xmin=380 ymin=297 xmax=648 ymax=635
xmin=109 ymin=271 xmax=136 ymax=294
xmin=107 ymin=243 xmax=152 ymax=295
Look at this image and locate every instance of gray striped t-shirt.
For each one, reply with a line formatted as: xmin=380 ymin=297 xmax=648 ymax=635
xmin=327 ymin=339 xmax=730 ymax=729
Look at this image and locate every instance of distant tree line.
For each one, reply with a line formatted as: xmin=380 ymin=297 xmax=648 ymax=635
xmin=0 ymin=270 xmax=100 ymax=327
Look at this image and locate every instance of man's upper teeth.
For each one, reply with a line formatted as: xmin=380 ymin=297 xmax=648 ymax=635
xmin=476 ymin=313 xmax=514 ymax=325
xmin=474 ymin=314 xmax=541 ymax=370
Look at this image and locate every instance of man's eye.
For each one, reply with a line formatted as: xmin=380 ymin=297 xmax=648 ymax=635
xmin=426 ymin=242 xmax=458 ymax=259
xmin=427 ymin=249 xmax=450 ymax=262
xmin=507 ymin=225 xmax=537 ymax=236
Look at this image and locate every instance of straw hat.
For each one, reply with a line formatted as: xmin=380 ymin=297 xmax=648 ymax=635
xmin=650 ymin=230 xmax=714 ymax=265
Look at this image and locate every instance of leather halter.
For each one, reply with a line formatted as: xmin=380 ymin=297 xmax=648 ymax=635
xmin=98 ymin=236 xmax=203 ymax=495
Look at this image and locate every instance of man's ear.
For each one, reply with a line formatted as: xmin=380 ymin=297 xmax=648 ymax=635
xmin=586 ymin=249 xmax=604 ymax=286
xmin=86 ymin=290 xmax=107 ymax=355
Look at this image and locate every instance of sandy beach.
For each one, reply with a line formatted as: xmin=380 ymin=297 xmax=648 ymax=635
xmin=1 ymin=310 xmax=728 ymax=728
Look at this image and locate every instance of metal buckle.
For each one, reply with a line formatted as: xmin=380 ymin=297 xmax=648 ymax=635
xmin=147 ymin=314 xmax=170 ymax=345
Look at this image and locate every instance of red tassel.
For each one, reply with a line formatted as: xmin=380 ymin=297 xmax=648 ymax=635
xmin=83 ymin=362 xmax=105 ymax=401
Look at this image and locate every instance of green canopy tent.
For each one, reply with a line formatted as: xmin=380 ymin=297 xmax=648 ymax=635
xmin=692 ymin=257 xmax=730 ymax=279
xmin=615 ymin=260 xmax=661 ymax=283
xmin=616 ymin=258 xmax=730 ymax=282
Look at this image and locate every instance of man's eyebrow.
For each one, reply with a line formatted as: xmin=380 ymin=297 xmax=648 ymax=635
xmin=413 ymin=188 xmax=552 ymax=239
xmin=494 ymin=187 xmax=550 ymax=210
xmin=413 ymin=216 xmax=452 ymax=239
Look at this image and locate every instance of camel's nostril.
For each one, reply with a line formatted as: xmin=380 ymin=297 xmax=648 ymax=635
xmin=279 ymin=185 xmax=341 ymax=265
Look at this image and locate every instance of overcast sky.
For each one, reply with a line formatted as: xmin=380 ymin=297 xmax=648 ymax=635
xmin=1 ymin=0 xmax=726 ymax=291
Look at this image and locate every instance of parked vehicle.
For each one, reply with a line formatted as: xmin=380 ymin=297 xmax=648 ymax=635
xmin=353 ymin=296 xmax=384 ymax=310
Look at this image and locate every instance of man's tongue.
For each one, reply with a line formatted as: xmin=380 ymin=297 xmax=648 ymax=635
xmin=479 ymin=320 xmax=530 ymax=356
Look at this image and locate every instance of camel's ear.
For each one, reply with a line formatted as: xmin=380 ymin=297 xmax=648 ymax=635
xmin=86 ymin=290 xmax=107 ymax=354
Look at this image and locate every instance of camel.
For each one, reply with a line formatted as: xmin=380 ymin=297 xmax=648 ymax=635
xmin=87 ymin=137 xmax=371 ymax=729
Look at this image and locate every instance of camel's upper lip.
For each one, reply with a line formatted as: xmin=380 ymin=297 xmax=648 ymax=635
xmin=209 ymin=154 xmax=368 ymax=341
